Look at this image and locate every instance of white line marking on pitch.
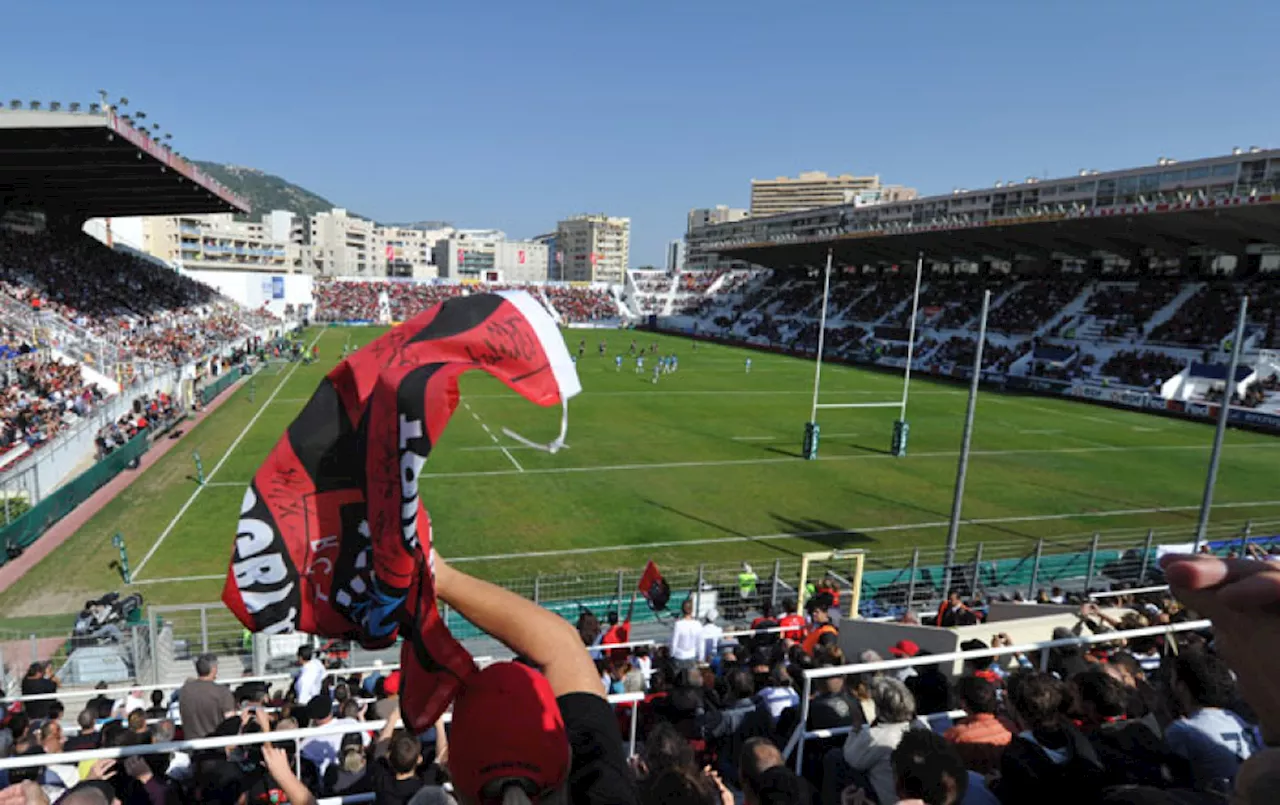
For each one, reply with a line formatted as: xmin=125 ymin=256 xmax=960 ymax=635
xmin=461 ymin=389 xmax=962 ymax=400
xmin=445 ymin=499 xmax=1280 ymax=562
xmin=459 ymin=444 xmax=570 ymax=452
xmin=131 ymin=504 xmax=1280 ymax=582
xmin=130 ymin=328 xmax=327 ymax=581
xmin=423 ymin=441 xmax=1280 ymax=479
xmin=464 ymin=400 xmax=523 ymax=472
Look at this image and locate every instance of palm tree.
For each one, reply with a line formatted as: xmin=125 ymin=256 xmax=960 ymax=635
xmin=89 ymin=103 xmax=101 ymax=114
xmin=151 ymin=123 xmax=160 ymax=132
xmin=68 ymin=102 xmax=81 ymax=113
xmin=29 ymin=101 xmax=40 ymax=110
xmin=117 ymin=97 xmax=129 ymax=107
xmin=49 ymin=102 xmax=61 ymax=111
xmin=9 ymin=100 xmax=20 ymax=110
xmin=135 ymin=111 xmax=146 ymax=120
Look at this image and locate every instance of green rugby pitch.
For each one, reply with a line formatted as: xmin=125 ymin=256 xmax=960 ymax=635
xmin=1 ymin=325 xmax=1278 ymax=617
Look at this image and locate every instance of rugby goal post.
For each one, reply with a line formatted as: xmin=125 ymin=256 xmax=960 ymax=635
xmin=798 ymin=549 xmax=866 ymax=620
xmin=804 ymin=250 xmax=924 ymax=460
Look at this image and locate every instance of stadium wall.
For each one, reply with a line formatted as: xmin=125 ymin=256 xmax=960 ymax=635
xmin=180 ymin=269 xmax=313 ymax=317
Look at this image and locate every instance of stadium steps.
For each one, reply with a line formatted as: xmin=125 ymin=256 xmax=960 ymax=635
xmin=1034 ymin=281 xmax=1097 ymax=338
xmin=869 ymin=291 xmax=913 ymax=327
xmin=660 ymin=274 xmax=680 ymax=316
xmin=1141 ymin=281 xmax=1204 ymax=339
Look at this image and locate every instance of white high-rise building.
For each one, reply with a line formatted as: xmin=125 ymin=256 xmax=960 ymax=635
xmin=556 ymin=214 xmax=630 ymax=283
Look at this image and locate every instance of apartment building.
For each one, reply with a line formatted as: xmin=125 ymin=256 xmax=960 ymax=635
xmin=556 ymin=214 xmax=630 ymax=283
xmin=750 ymin=172 xmax=917 ymax=217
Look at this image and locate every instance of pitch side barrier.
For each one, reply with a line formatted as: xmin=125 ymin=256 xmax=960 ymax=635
xmin=0 ymin=691 xmax=647 ymax=777
xmin=10 ymin=623 xmax=801 ymax=705
xmin=785 ymin=618 xmax=1213 ymax=772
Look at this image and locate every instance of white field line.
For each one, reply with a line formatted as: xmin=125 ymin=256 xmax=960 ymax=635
xmin=987 ymin=397 xmax=1139 ymax=427
xmin=463 ymin=401 xmax=523 ymax=472
xmin=131 ymin=501 xmax=1280 ymax=581
xmin=459 ymin=444 xmax=570 ymax=453
xmin=444 ymin=499 xmax=1280 ymax=563
xmin=460 ymin=389 xmax=962 ymax=399
xmin=130 ymin=329 xmax=326 ymax=581
xmin=416 ymin=440 xmax=1280 ymax=480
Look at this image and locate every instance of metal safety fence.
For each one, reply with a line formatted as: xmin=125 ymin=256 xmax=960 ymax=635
xmin=0 ymin=515 xmax=1271 ymax=693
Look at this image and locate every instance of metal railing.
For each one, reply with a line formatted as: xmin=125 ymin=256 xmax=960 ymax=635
xmin=0 ymin=691 xmax=646 ymax=774
xmin=0 ymin=518 xmax=1269 ymax=691
xmin=787 ymin=618 xmax=1213 ymax=772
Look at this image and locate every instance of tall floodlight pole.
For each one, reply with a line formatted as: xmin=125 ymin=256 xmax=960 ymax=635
xmin=941 ymin=290 xmax=991 ymax=597
xmin=1193 ymin=296 xmax=1249 ymax=552
xmin=804 ymin=249 xmax=834 ymax=460
xmin=893 ymin=252 xmax=925 ymax=457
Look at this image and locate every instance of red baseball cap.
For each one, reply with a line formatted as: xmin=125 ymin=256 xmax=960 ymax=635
xmin=383 ymin=670 xmax=401 ymax=696
xmin=449 ymin=662 xmax=570 ymax=802
xmin=889 ymin=639 xmax=920 ymax=658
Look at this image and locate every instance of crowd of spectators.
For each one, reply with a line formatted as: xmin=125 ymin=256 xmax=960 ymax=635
xmin=313 ymin=281 xmax=619 ymax=325
xmin=930 ymin=337 xmax=1022 ymax=372
xmin=1 ymin=546 xmax=1279 ymax=804
xmin=791 ymin=323 xmax=868 ymax=355
xmin=1081 ymin=281 xmax=1183 ymax=340
xmin=846 ymin=275 xmax=916 ymax=323
xmin=0 ymin=232 xmax=277 ymax=368
xmin=986 ymin=277 xmax=1088 ymax=335
xmin=0 ymin=356 xmax=106 ymax=459
xmin=1100 ymin=350 xmax=1186 ymax=389
xmin=543 ymin=286 xmax=617 ymax=323
xmin=94 ymin=391 xmax=181 ymax=459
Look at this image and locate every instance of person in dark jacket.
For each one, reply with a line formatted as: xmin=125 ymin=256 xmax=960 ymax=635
xmin=994 ymin=672 xmax=1105 ymax=805
xmin=1072 ymin=669 xmax=1192 ymax=790
xmin=698 ymin=668 xmax=771 ymax=783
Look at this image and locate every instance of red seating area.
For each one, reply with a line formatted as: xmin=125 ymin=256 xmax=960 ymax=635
xmin=543 ymin=285 xmax=616 ymax=322
xmin=313 ymin=281 xmax=618 ymax=324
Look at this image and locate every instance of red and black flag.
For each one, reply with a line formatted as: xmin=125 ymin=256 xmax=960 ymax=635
xmin=638 ymin=560 xmax=670 ymax=612
xmin=222 ymin=291 xmax=580 ymax=732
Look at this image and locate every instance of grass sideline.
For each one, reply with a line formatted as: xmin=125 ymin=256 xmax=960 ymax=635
xmin=0 ymin=325 xmax=1277 ymax=617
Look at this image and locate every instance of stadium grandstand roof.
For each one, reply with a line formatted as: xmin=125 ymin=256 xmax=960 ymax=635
xmin=0 ymin=109 xmax=249 ymax=219
xmin=714 ymin=148 xmax=1280 ymax=269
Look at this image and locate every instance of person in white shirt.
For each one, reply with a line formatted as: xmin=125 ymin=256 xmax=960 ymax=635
xmin=699 ymin=608 xmax=724 ymax=663
xmin=669 ymin=598 xmax=703 ymax=669
xmin=294 ymin=644 xmax=326 ymax=705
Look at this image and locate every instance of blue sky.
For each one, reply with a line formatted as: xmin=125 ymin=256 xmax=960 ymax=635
xmin=4 ymin=0 xmax=1279 ymax=266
